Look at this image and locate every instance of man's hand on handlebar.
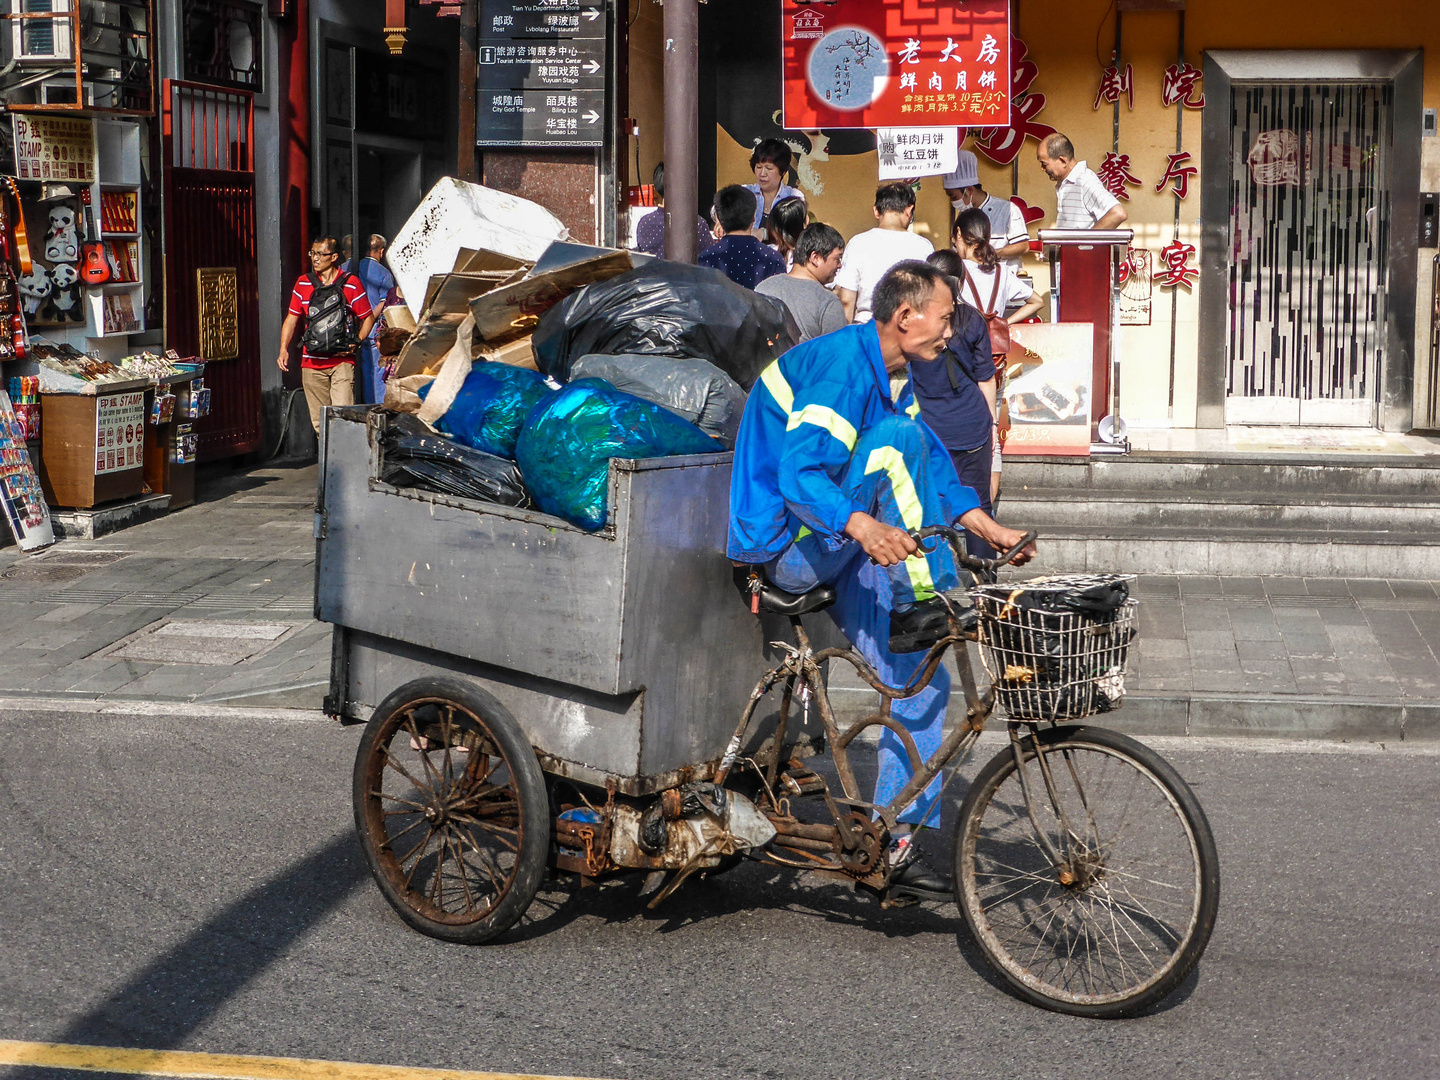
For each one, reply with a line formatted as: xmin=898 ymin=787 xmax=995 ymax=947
xmin=845 ymin=511 xmax=917 ymax=567
xmin=957 ymin=508 xmax=1038 ymax=566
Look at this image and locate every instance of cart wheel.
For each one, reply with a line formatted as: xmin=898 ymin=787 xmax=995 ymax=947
xmin=353 ymin=677 xmax=549 ymax=944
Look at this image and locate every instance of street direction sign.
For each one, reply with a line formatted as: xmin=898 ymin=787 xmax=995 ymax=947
xmin=477 ymin=0 xmax=609 ymax=147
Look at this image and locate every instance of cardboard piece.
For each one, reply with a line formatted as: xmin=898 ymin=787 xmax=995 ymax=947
xmin=479 ymin=335 xmax=536 ymax=371
xmin=415 ymin=314 xmax=476 ymax=427
xmin=468 ymin=249 xmax=637 ymax=346
xmin=393 ymin=248 xmax=534 ymax=379
xmin=382 ymin=373 xmax=436 ymax=415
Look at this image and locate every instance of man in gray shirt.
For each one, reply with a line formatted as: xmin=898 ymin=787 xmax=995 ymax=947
xmin=755 ymin=223 xmax=847 ymax=342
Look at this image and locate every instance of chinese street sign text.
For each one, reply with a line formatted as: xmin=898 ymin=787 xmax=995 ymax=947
xmin=478 ymin=0 xmax=607 ymax=147
xmin=94 ymin=391 xmax=145 ymax=476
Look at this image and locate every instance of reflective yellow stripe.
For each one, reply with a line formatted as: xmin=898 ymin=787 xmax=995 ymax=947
xmin=786 ymin=404 xmax=858 ymax=451
xmin=795 ymin=525 xmax=813 ymax=540
xmin=864 ymin=446 xmax=936 ymax=601
xmin=905 ymin=398 xmax=921 ymax=418
xmin=759 ymin=361 xmax=794 ymax=414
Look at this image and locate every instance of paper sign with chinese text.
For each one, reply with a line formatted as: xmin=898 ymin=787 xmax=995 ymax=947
xmin=876 ymin=127 xmax=958 ymax=180
xmin=94 ymin=391 xmax=145 ymax=476
xmin=11 ymin=116 xmax=95 ymax=183
xmin=782 ymin=0 xmax=1010 ymax=130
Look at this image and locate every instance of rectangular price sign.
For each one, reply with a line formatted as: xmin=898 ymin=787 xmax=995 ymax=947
xmin=94 ymin=391 xmax=145 ymax=475
xmin=781 ymin=0 xmax=1010 ymax=130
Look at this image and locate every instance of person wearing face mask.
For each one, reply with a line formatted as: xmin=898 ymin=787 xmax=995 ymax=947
xmin=940 ymin=149 xmax=1031 ymax=275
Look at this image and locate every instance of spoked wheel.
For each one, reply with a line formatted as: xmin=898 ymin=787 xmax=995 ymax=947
xmin=353 ymin=677 xmax=549 ymax=943
xmin=954 ymin=725 xmax=1219 ymax=1018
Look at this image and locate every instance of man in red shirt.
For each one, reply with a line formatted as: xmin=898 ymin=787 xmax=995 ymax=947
xmin=276 ymin=235 xmax=375 ymax=433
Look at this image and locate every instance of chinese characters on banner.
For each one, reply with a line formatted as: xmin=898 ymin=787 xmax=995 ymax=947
xmin=781 ymin=0 xmax=1011 ymax=129
xmin=973 ymin=35 xmax=1054 ymax=165
xmin=11 ymin=116 xmax=96 ymax=183
xmin=877 ymin=127 xmax=959 ymax=180
xmin=94 ymin=391 xmax=145 ymax=476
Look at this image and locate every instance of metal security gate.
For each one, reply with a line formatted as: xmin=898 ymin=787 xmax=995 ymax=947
xmin=1225 ymin=82 xmax=1392 ymax=427
xmin=162 ymin=79 xmax=261 ymax=459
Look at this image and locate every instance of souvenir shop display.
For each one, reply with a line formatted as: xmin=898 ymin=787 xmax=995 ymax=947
xmin=0 ymin=383 xmax=54 ymax=551
xmin=8 ymin=377 xmax=40 ymax=442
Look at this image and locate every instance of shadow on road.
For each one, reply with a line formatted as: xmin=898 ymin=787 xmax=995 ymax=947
xmin=12 ymin=830 xmax=368 ymax=1073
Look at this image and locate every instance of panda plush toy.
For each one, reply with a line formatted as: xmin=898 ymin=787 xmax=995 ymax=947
xmin=44 ymin=262 xmax=83 ymax=323
xmin=17 ymin=267 xmax=52 ymax=318
xmin=44 ymin=203 xmax=80 ymax=265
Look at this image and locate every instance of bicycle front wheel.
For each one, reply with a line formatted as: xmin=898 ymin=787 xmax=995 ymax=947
xmin=954 ymin=725 xmax=1219 ymax=1018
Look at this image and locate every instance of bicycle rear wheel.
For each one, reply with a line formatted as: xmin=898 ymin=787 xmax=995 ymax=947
xmin=954 ymin=725 xmax=1219 ymax=1018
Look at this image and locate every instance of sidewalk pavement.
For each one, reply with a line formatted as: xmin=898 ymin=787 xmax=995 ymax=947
xmin=2 ymin=461 xmax=1437 ymax=739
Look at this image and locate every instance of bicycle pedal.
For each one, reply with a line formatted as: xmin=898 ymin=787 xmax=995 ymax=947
xmin=879 ymin=889 xmax=920 ymax=910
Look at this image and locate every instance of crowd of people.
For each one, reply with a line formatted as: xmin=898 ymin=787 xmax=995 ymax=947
xmin=634 ymin=131 xmax=1123 ymax=523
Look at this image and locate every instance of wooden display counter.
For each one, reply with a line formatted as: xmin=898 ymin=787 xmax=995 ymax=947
xmin=143 ymin=376 xmax=196 ymax=510
xmin=38 ymin=385 xmax=149 ymax=508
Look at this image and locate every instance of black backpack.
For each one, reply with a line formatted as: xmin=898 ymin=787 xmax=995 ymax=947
xmin=300 ymin=272 xmax=362 ymax=356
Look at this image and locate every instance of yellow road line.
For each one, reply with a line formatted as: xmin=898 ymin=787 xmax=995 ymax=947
xmin=0 ymin=1040 xmax=614 ymax=1080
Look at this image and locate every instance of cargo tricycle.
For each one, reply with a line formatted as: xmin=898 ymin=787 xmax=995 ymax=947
xmin=317 ymin=407 xmax=1218 ymax=1019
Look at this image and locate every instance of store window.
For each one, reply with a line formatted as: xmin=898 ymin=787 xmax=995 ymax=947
xmin=1225 ymin=83 xmax=1392 ymax=427
xmin=183 ymin=0 xmax=264 ymax=92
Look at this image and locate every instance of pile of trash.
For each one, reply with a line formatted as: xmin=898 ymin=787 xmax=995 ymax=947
xmin=375 ymin=181 xmax=801 ymax=532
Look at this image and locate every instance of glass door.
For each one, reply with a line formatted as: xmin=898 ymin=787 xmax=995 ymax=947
xmin=1226 ymin=82 xmax=1392 ymax=427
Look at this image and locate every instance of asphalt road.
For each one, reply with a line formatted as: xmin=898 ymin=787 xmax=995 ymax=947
xmin=1 ymin=705 xmax=1436 ymax=1080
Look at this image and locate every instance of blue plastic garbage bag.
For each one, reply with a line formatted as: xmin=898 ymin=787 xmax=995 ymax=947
xmin=516 ymin=378 xmax=724 ymax=531
xmin=419 ymin=361 xmax=554 ymax=459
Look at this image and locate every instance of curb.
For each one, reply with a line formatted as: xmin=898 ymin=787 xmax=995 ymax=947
xmin=1109 ymin=691 xmax=1440 ymax=741
xmin=0 ymin=694 xmax=328 ymax=724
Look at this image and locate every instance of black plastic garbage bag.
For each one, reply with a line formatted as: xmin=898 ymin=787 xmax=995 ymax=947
xmin=379 ymin=414 xmax=531 ymax=508
xmin=568 ymin=353 xmax=747 ymax=448
xmin=531 ymin=262 xmax=801 ymax=389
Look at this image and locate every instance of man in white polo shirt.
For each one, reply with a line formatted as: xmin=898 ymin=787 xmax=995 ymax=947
xmin=1036 ymin=133 xmax=1128 ymax=231
xmin=941 ymin=149 xmax=1031 ymax=272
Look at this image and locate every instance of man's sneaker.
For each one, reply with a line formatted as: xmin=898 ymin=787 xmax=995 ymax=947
xmin=888 ymin=835 xmax=953 ymax=899
xmin=888 ymin=593 xmax=977 ymax=653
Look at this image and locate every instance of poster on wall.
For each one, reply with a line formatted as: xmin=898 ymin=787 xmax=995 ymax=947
xmin=94 ymin=391 xmax=145 ymax=475
xmin=1001 ymin=324 xmax=1093 ymax=458
xmin=781 ymin=0 xmax=1010 ymax=130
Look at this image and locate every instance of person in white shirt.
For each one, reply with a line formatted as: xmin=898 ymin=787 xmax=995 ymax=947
xmin=941 ymin=149 xmax=1031 ymax=274
xmin=953 ymin=208 xmax=1044 ymax=507
xmin=834 ymin=182 xmax=934 ymax=323
xmin=1036 ymin=133 xmax=1128 ymax=231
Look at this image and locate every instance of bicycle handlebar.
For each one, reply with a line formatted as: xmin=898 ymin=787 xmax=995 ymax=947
xmin=911 ymin=525 xmax=1037 ymax=573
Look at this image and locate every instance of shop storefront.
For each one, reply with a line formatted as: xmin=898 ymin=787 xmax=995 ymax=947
xmin=636 ymin=0 xmax=1440 ymax=438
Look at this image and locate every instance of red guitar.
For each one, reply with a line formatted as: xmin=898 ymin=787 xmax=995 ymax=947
xmin=80 ymin=187 xmax=111 ymax=286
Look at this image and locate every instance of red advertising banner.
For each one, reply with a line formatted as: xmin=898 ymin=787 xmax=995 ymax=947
xmin=781 ymin=0 xmax=1011 ymax=130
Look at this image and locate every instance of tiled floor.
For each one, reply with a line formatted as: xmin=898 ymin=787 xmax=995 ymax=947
xmin=1129 ymin=575 xmax=1440 ymax=700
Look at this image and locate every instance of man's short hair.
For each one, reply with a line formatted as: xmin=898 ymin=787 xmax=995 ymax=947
xmin=749 ymin=138 xmax=793 ymax=174
xmin=313 ymin=235 xmax=340 ymax=254
xmin=369 ymin=233 xmax=387 ymax=251
xmin=794 ymin=222 xmax=844 ymax=266
xmin=1042 ymin=133 xmax=1075 ymax=160
xmin=872 ymin=260 xmax=947 ymax=324
xmin=874 ymin=182 xmax=916 ymax=215
xmin=652 ymin=160 xmax=666 ymax=201
xmin=713 ymin=184 xmax=758 ymax=233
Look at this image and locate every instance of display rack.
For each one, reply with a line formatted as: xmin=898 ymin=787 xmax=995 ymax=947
xmin=82 ymin=118 xmax=146 ymax=338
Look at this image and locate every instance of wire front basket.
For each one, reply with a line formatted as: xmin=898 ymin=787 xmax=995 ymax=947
xmin=973 ymin=575 xmax=1138 ymax=722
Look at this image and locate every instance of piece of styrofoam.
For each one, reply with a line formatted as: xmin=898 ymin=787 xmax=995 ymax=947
xmin=389 ymin=177 xmax=570 ymax=321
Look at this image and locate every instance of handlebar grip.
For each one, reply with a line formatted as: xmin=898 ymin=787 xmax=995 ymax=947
xmin=911 ymin=526 xmax=1037 ymax=572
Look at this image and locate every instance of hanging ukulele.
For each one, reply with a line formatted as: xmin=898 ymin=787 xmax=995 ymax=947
xmin=80 ymin=187 xmax=111 ymax=286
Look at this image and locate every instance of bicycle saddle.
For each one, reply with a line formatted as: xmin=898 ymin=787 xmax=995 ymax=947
xmin=732 ymin=565 xmax=837 ymax=616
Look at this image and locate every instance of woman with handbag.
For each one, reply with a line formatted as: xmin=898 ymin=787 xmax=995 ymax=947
xmin=952 ymin=209 xmax=1043 ymax=506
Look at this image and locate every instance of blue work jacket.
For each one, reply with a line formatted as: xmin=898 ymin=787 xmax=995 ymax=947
xmin=727 ymin=320 xmax=980 ymax=564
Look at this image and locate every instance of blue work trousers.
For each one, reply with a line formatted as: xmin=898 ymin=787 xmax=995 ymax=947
xmin=766 ymin=416 xmax=959 ymax=826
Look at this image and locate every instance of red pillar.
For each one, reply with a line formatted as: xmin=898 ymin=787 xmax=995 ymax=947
xmin=276 ymin=0 xmax=310 ymax=389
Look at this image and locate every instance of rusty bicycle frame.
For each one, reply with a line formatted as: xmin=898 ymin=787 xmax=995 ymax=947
xmin=696 ymin=525 xmax=1053 ymax=901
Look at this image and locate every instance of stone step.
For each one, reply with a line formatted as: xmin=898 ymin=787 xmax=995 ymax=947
xmin=1003 ymin=488 xmax=1440 ymax=533
xmin=1003 ymin=454 xmax=1440 ymax=498
xmin=1019 ymin=525 xmax=1440 ymax=579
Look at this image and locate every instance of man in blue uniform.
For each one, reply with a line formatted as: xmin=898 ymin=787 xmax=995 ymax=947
xmin=728 ymin=260 xmax=1035 ymax=894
